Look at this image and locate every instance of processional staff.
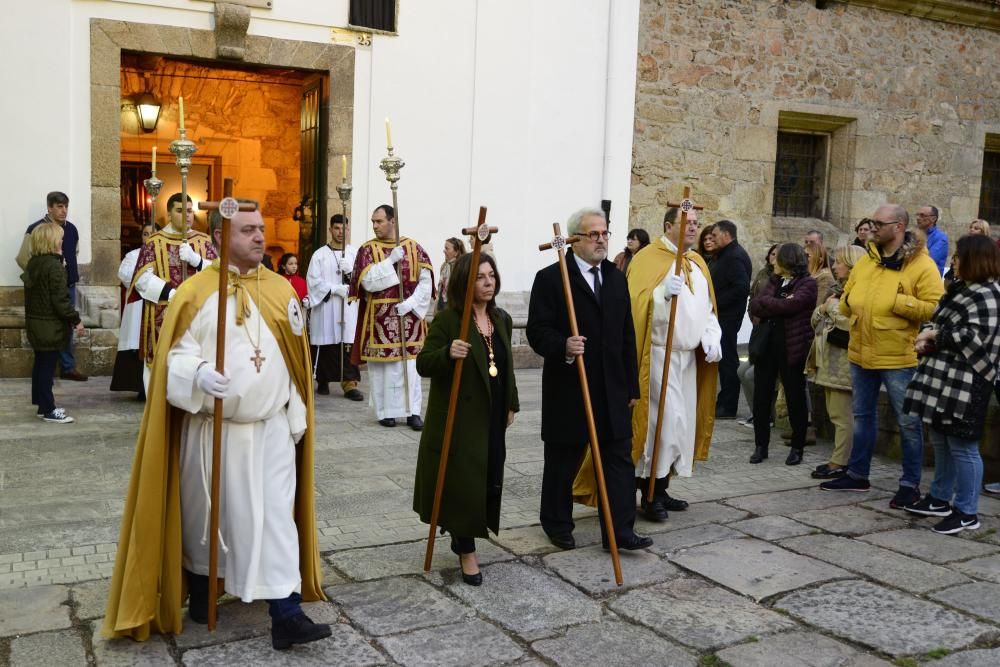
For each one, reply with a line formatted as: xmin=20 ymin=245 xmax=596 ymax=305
xmin=378 ymin=120 xmax=412 ymax=414
xmin=423 ymin=208 xmax=498 ymax=571
xmin=170 ymin=96 xmax=197 ymax=283
xmin=645 ymin=186 xmax=704 ymax=503
xmin=336 ymin=155 xmax=353 ymax=384
xmin=143 ymin=146 xmax=163 ymax=229
xmin=196 ymin=179 xmax=257 ymax=631
xmin=538 ymin=224 xmax=623 ymax=586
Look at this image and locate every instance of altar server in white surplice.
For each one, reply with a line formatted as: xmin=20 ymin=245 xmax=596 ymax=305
xmin=306 ymin=214 xmax=363 ymax=400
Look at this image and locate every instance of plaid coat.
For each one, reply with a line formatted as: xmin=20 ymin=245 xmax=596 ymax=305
xmin=903 ymin=280 xmax=1000 ymax=434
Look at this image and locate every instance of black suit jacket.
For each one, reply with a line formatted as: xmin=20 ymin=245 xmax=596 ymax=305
xmin=709 ymin=240 xmax=752 ymax=321
xmin=526 ymin=250 xmax=640 ymax=444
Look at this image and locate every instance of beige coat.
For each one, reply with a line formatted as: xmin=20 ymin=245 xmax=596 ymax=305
xmin=806 ymin=293 xmax=852 ymax=391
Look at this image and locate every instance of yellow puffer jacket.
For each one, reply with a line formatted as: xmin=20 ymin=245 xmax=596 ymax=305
xmin=840 ymin=233 xmax=944 ymax=369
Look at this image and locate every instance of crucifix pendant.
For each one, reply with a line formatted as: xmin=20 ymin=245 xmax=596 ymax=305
xmin=251 ymin=348 xmax=266 ymax=373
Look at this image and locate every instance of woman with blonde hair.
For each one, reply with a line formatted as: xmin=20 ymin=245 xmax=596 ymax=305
xmin=807 ymin=244 xmax=866 ymax=478
xmin=806 ymin=243 xmax=834 ymax=305
xmin=21 ymin=222 xmax=83 ymax=423
xmin=969 ymin=219 xmax=990 ymax=237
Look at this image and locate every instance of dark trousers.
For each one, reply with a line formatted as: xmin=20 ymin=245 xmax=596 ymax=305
xmin=540 ymin=436 xmax=636 ymax=541
xmin=187 ymin=571 xmax=302 ymax=621
xmin=717 ymin=318 xmax=742 ymax=414
xmin=311 ymin=343 xmax=361 ymax=387
xmin=59 ymin=284 xmax=76 ymax=373
xmin=753 ymin=351 xmax=808 ymax=450
xmin=31 ymin=350 xmax=59 ymax=415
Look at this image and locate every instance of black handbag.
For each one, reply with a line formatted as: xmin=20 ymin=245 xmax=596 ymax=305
xmin=826 ymin=327 xmax=849 ymax=349
xmin=748 ymin=320 xmax=772 ymax=364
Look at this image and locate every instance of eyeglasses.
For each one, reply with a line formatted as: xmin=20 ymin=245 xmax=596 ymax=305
xmin=872 ymin=220 xmax=901 ymax=228
xmin=583 ymin=230 xmax=612 ymax=241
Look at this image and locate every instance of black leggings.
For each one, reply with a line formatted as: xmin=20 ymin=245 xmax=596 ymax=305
xmin=753 ymin=350 xmax=808 ymax=450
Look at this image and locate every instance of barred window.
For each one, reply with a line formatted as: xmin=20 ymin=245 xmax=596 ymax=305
xmin=772 ymin=131 xmax=828 ymax=218
xmin=350 ymin=0 xmax=397 ymax=33
xmin=979 ymin=150 xmax=1000 ymax=225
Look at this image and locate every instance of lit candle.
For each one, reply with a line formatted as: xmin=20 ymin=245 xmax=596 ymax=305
xmin=178 ymin=96 xmax=185 ymax=131
xmin=341 ymin=154 xmax=347 ymax=180
xmin=151 ymin=146 xmax=157 ymax=175
xmin=385 ymin=118 xmax=392 ymax=148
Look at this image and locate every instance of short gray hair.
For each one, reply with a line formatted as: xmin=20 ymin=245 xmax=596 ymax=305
xmin=566 ymin=207 xmax=606 ymax=237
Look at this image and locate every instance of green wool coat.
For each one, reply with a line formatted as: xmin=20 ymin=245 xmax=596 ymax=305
xmin=413 ymin=306 xmax=519 ymax=538
xmin=21 ymin=253 xmax=80 ymax=351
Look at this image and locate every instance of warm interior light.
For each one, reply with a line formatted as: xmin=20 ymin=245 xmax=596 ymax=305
xmin=135 ymin=92 xmax=161 ymax=133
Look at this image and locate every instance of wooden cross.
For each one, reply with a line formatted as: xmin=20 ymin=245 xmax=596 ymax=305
xmin=251 ymin=348 xmax=266 ymax=373
xmin=646 ymin=185 xmax=703 ymax=504
xmin=195 ymin=178 xmax=257 ymax=632
xmin=537 ymin=222 xmax=623 ymax=587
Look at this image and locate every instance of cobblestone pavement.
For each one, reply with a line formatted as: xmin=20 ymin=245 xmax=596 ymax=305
xmin=2 ymin=370 xmax=1000 ymax=665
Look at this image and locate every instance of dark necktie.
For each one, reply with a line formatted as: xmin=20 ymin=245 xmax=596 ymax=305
xmin=589 ymin=266 xmax=602 ymax=304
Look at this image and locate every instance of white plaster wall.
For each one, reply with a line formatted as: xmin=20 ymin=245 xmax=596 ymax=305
xmin=0 ymin=0 xmax=640 ymax=292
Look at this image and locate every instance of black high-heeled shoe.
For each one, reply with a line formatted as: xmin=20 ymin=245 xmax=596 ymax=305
xmin=450 ymin=537 xmax=483 ymax=586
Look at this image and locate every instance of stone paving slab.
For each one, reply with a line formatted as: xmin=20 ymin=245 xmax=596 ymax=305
xmin=489 ymin=526 xmax=564 ymax=556
xmin=0 ymin=584 xmax=71 ymax=637
xmin=951 ymin=554 xmax=1000 ymax=583
xmin=671 ymin=537 xmax=851 ymax=601
xmin=173 ymin=600 xmax=338 ymax=650
xmin=715 ymin=630 xmax=893 ymax=667
xmin=634 ymin=501 xmax=750 ymax=535
xmin=9 ymin=628 xmax=87 ymax=667
xmin=777 ymin=579 xmax=994 ymax=656
xmin=609 ymin=577 xmax=797 ymax=650
xmin=444 ymin=562 xmax=602 ymax=640
xmin=326 ymin=578 xmax=472 ymax=636
xmin=71 ymin=577 xmax=111 ymax=620
xmin=780 ymin=534 xmax=970 ymax=594
xmin=543 ymin=543 xmax=679 ymax=594
xmin=859 ymin=528 xmax=1000 ymax=564
xmin=645 ymin=523 xmax=744 ymax=557
xmin=180 ymin=621 xmax=386 ymax=666
xmin=730 ymin=515 xmax=816 ymax=540
xmin=789 ymin=505 xmax=908 ymax=536
xmin=932 ymin=648 xmax=1000 ymax=666
xmin=329 ymin=538 xmax=514 ymax=581
xmin=89 ymin=621 xmax=174 ymax=666
xmin=723 ymin=487 xmax=890 ymax=516
xmin=531 ymin=620 xmax=697 ymax=667
xmin=930 ymin=581 xmax=1000 ymax=622
xmin=377 ymin=619 xmax=525 ymax=666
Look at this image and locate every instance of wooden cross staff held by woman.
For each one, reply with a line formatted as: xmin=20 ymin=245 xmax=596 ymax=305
xmin=538 ymin=223 xmax=623 ymax=586
xmin=423 ymin=207 xmax=497 ymax=571
xmin=646 ymin=186 xmax=703 ymax=503
xmin=197 ymin=179 xmax=257 ymax=631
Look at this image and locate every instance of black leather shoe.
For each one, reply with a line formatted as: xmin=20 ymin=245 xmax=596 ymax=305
xmin=662 ymin=493 xmax=689 ymax=512
xmin=749 ymin=447 xmax=768 ymax=464
xmin=407 ymin=415 xmax=424 ymax=431
xmin=640 ymin=496 xmax=669 ymax=522
xmin=785 ymin=448 xmax=804 ymax=466
xmin=344 ymin=389 xmax=364 ymax=401
xmin=547 ymin=533 xmax=575 ymax=550
xmin=378 ymin=418 xmax=396 ymax=427
xmin=186 ymin=571 xmax=209 ymax=625
xmin=605 ymin=533 xmax=653 ymax=551
xmin=271 ymin=612 xmax=332 ymax=651
xmin=316 ymin=383 xmax=330 ymax=395
xmin=458 ymin=556 xmax=483 ymax=586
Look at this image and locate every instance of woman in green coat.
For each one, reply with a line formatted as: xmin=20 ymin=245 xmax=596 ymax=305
xmin=413 ymin=252 xmax=519 ymax=586
xmin=22 ymin=223 xmax=83 ymax=423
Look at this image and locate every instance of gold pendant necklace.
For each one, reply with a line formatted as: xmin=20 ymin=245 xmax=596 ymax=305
xmin=242 ymin=269 xmax=266 ymax=373
xmin=473 ymin=313 xmax=498 ymax=377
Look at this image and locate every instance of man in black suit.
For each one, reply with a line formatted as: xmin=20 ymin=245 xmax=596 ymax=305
xmin=527 ymin=207 xmax=652 ymax=551
xmin=709 ymin=220 xmax=752 ymax=419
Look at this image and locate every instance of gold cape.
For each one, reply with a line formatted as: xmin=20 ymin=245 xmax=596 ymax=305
xmin=102 ymin=263 xmax=325 ymax=641
xmin=572 ymin=238 xmax=719 ymax=506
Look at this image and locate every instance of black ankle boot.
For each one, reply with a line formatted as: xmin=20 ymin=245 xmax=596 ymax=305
xmin=186 ymin=571 xmax=209 ymax=624
xmin=271 ymin=612 xmax=332 ymax=650
xmin=785 ymin=447 xmax=804 ymax=466
xmin=660 ymin=476 xmax=688 ymax=511
xmin=749 ymin=446 xmax=768 ymax=464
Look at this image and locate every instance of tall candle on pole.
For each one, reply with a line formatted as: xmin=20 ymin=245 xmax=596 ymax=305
xmin=378 ymin=119 xmax=412 ymax=414
xmin=143 ymin=146 xmax=163 ymax=229
xmin=170 ymin=96 xmax=198 ymax=280
xmin=336 ymin=155 xmax=353 ymax=384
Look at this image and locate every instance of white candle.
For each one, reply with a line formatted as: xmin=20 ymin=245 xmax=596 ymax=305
xmin=178 ymin=96 xmax=185 ymax=131
xmin=341 ymin=154 xmax=347 ymax=179
xmin=151 ymin=146 xmax=157 ymax=175
xmin=385 ymin=118 xmax=392 ymax=148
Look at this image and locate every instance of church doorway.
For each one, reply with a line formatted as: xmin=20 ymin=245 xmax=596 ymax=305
xmin=119 ymin=55 xmax=327 ymax=269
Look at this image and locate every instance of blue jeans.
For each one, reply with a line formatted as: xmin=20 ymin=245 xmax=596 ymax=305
xmin=929 ymin=430 xmax=982 ymax=515
xmin=59 ymin=284 xmax=77 ymax=372
xmin=267 ymin=591 xmax=303 ymax=621
xmin=846 ymin=364 xmax=923 ymax=488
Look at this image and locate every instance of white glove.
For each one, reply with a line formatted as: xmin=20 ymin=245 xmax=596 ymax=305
xmin=167 ymin=289 xmax=177 ymax=303
xmin=179 ymin=243 xmax=202 ymax=269
xmin=664 ymin=274 xmax=685 ymax=297
xmin=338 ymin=257 xmax=353 ymax=274
xmin=388 ymin=246 xmax=405 ymax=265
xmin=331 ymin=284 xmax=349 ymax=298
xmin=301 ymin=297 xmax=310 ymax=309
xmin=702 ymin=340 xmax=722 ymax=363
xmin=196 ymin=364 xmax=231 ymax=399
xmin=395 ymin=299 xmax=414 ymax=316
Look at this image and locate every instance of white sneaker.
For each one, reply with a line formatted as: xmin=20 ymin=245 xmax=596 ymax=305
xmin=42 ymin=408 xmax=75 ymax=424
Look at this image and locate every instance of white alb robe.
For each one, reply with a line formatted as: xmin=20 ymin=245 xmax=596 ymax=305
xmin=306 ymin=244 xmax=359 ymax=346
xmin=166 ymin=277 xmax=307 ymax=602
xmin=636 ymin=239 xmax=721 ymax=478
xmin=361 ymin=262 xmax=433 ymax=419
xmin=116 ymin=249 xmax=142 ymax=351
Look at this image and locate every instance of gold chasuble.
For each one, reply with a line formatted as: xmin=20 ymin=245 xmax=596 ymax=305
xmin=572 ymin=239 xmax=719 ymax=507
xmin=102 ymin=264 xmax=324 ymax=641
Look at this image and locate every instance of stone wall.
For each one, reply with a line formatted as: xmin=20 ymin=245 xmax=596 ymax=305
xmin=631 ymin=0 xmax=1000 ymax=268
